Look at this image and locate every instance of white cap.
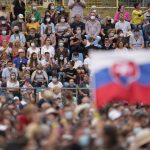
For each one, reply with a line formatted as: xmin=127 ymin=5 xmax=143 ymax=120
xmin=91 ymin=5 xmax=97 ymax=9
xmin=18 ymin=49 xmax=24 ymax=53
xmin=14 ymin=96 xmax=19 ymax=100
xmin=18 ymin=14 xmax=24 ymax=19
xmin=108 ymin=109 xmax=122 ymax=120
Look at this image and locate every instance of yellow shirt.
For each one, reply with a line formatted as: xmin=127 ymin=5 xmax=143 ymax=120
xmin=132 ymin=9 xmax=144 ymax=25
xmin=26 ymin=22 xmax=40 ymax=32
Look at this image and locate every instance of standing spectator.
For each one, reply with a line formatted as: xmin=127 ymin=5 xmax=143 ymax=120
xmin=70 ymin=14 xmax=85 ymax=34
xmin=2 ymin=61 xmax=18 ymax=83
xmin=131 ymin=3 xmax=144 ymax=30
xmin=129 ymin=28 xmax=144 ymax=49
xmin=68 ymin=0 xmax=85 ymax=22
xmin=144 ymin=2 xmax=150 ymax=25
xmin=31 ymin=3 xmax=41 ymax=22
xmin=13 ymin=49 xmax=27 ymax=69
xmin=114 ymin=4 xmax=131 ymax=23
xmin=143 ymin=23 xmax=150 ymax=46
xmin=115 ymin=13 xmax=131 ymax=34
xmin=85 ymin=12 xmax=101 ymax=48
xmin=11 ymin=0 xmax=25 ymax=21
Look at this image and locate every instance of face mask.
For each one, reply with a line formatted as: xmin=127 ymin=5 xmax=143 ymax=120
xmin=22 ymin=66 xmax=26 ymax=70
xmin=32 ymin=6 xmax=37 ymax=10
xmin=93 ymin=9 xmax=96 ymax=13
xmin=60 ymin=56 xmax=64 ymax=60
xmin=79 ymin=135 xmax=90 ymax=147
xmin=59 ymin=43 xmax=64 ymax=47
xmin=2 ymin=30 xmax=6 ymax=36
xmin=133 ymin=127 xmax=142 ymax=135
xmin=52 ymin=78 xmax=57 ymax=82
xmin=1 ymin=21 xmax=6 ymax=24
xmin=31 ymin=17 xmax=36 ymax=21
xmin=60 ymin=8 xmax=64 ymax=11
xmin=64 ymin=111 xmax=73 ymax=120
xmin=60 ymin=18 xmax=65 ymax=22
xmin=74 ymin=57 xmax=78 ymax=61
xmin=19 ymin=19 xmax=23 ymax=23
xmin=15 ymin=30 xmax=19 ymax=34
xmin=51 ymin=6 xmax=55 ymax=10
xmin=46 ymin=18 xmax=50 ymax=22
xmin=77 ymin=30 xmax=81 ymax=34
xmin=8 ymin=67 xmax=12 ymax=70
xmin=90 ymin=16 xmax=95 ymax=20
xmin=31 ymin=43 xmax=35 ymax=47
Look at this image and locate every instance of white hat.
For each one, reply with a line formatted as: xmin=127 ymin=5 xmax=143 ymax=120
xmin=108 ymin=109 xmax=122 ymax=120
xmin=91 ymin=5 xmax=97 ymax=9
xmin=18 ymin=14 xmax=24 ymax=19
xmin=13 ymin=96 xmax=19 ymax=100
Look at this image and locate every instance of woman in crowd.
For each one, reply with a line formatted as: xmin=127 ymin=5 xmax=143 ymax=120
xmin=0 ymin=3 xmax=10 ymax=21
xmin=7 ymin=72 xmax=19 ymax=97
xmin=27 ymin=52 xmax=40 ymax=74
xmin=114 ymin=4 xmax=131 ymax=23
xmin=115 ymin=40 xmax=128 ymax=51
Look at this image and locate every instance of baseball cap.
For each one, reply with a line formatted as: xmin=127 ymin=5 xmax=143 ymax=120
xmin=18 ymin=14 xmax=24 ymax=19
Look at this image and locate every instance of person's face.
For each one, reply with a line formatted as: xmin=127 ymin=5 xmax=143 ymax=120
xmin=75 ymin=15 xmax=81 ymax=22
xmin=19 ymin=52 xmax=25 ymax=57
xmin=84 ymin=75 xmax=89 ymax=82
xmin=136 ymin=4 xmax=141 ymax=9
xmin=30 ymin=29 xmax=35 ymax=36
xmin=46 ymin=38 xmax=51 ymax=45
xmin=119 ymin=42 xmax=124 ymax=48
xmin=33 ymin=53 xmax=37 ymax=59
xmin=105 ymin=40 xmax=110 ymax=46
xmin=10 ymin=74 xmax=16 ymax=80
xmin=119 ymin=14 xmax=124 ymax=21
xmin=120 ymin=5 xmax=125 ymax=12
xmin=45 ymin=53 xmax=50 ymax=59
xmin=69 ymin=79 xmax=74 ymax=85
xmin=7 ymin=62 xmax=12 ymax=67
xmin=2 ymin=41 xmax=7 ymax=47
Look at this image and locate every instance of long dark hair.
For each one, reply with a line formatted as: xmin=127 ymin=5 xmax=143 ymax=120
xmin=29 ymin=52 xmax=38 ymax=68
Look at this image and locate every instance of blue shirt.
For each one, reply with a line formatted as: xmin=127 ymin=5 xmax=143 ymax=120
xmin=13 ymin=57 xmax=28 ymax=69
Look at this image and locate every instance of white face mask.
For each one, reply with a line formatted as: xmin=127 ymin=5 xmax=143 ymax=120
xmin=1 ymin=21 xmax=6 ymax=24
xmin=77 ymin=30 xmax=81 ymax=34
xmin=90 ymin=16 xmax=95 ymax=20
xmin=51 ymin=6 xmax=55 ymax=10
xmin=31 ymin=43 xmax=35 ymax=47
xmin=32 ymin=6 xmax=37 ymax=10
xmin=60 ymin=18 xmax=65 ymax=22
xmin=2 ymin=30 xmax=6 ymax=36
xmin=64 ymin=111 xmax=73 ymax=120
xmin=93 ymin=9 xmax=96 ymax=13
xmin=31 ymin=17 xmax=36 ymax=21
xmin=46 ymin=18 xmax=50 ymax=22
xmin=22 ymin=66 xmax=26 ymax=70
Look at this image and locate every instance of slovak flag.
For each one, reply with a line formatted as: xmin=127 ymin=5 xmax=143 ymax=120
xmin=90 ymin=50 xmax=150 ymax=108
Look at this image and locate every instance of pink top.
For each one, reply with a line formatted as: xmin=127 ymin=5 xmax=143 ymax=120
xmin=114 ymin=11 xmax=131 ymax=23
xmin=0 ymin=35 xmax=10 ymax=46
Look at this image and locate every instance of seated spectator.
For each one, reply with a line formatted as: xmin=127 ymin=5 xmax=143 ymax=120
xmin=0 ymin=52 xmax=10 ymax=68
xmin=70 ymin=26 xmax=87 ymax=57
xmin=102 ymin=38 xmax=114 ymax=50
xmin=90 ymin=5 xmax=101 ymax=21
xmin=0 ymin=17 xmax=11 ymax=36
xmin=26 ymin=28 xmax=41 ymax=48
xmin=144 ymin=2 xmax=150 ymax=25
xmin=129 ymin=28 xmax=144 ymax=49
xmin=143 ymin=22 xmax=150 ymax=46
xmin=115 ymin=40 xmax=128 ymax=51
xmin=27 ymin=40 xmax=40 ymax=59
xmin=31 ymin=64 xmax=48 ymax=87
xmin=114 ymin=4 xmax=131 ymax=23
xmin=0 ymin=31 xmax=10 ymax=46
xmin=27 ymin=52 xmax=40 ymax=74
xmin=18 ymin=64 xmax=30 ymax=85
xmin=41 ymin=37 xmax=55 ymax=59
xmin=55 ymin=15 xmax=70 ymax=39
xmin=13 ymin=49 xmax=27 ymax=69
xmin=0 ymin=40 xmax=11 ymax=56
xmin=48 ymin=75 xmax=63 ymax=89
xmin=11 ymin=40 xmax=22 ymax=59
xmin=84 ymin=54 xmax=91 ymax=69
xmin=10 ymin=26 xmax=26 ymax=47
xmin=70 ymin=14 xmax=85 ymax=34
xmin=52 ymin=86 xmax=62 ymax=100
xmin=41 ymin=26 xmax=56 ymax=47
xmin=72 ymin=52 xmax=83 ymax=69
xmin=40 ymin=15 xmax=55 ymax=36
xmin=115 ymin=13 xmax=131 ymax=35
xmin=0 ymin=3 xmax=10 ymax=21
xmin=6 ymin=72 xmax=19 ymax=97
xmin=85 ymin=12 xmax=101 ymax=48
xmin=26 ymin=15 xmax=40 ymax=33
xmin=11 ymin=14 xmax=26 ymax=32
xmin=57 ymin=6 xmax=69 ymax=22
xmin=31 ymin=3 xmax=41 ymax=22
xmin=2 ymin=60 xmax=18 ymax=83
xmin=64 ymin=61 xmax=77 ymax=87
xmin=131 ymin=3 xmax=144 ymax=30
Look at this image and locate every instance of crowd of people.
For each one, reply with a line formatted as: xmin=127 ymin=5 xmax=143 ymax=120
xmin=0 ymin=0 xmax=150 ymax=149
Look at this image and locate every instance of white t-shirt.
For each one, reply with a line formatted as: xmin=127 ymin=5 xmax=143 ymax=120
xmin=115 ymin=21 xmax=131 ymax=33
xmin=48 ymin=81 xmax=63 ymax=89
xmin=27 ymin=47 xmax=40 ymax=58
xmin=41 ymin=45 xmax=55 ymax=58
xmin=74 ymin=60 xmax=83 ymax=69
